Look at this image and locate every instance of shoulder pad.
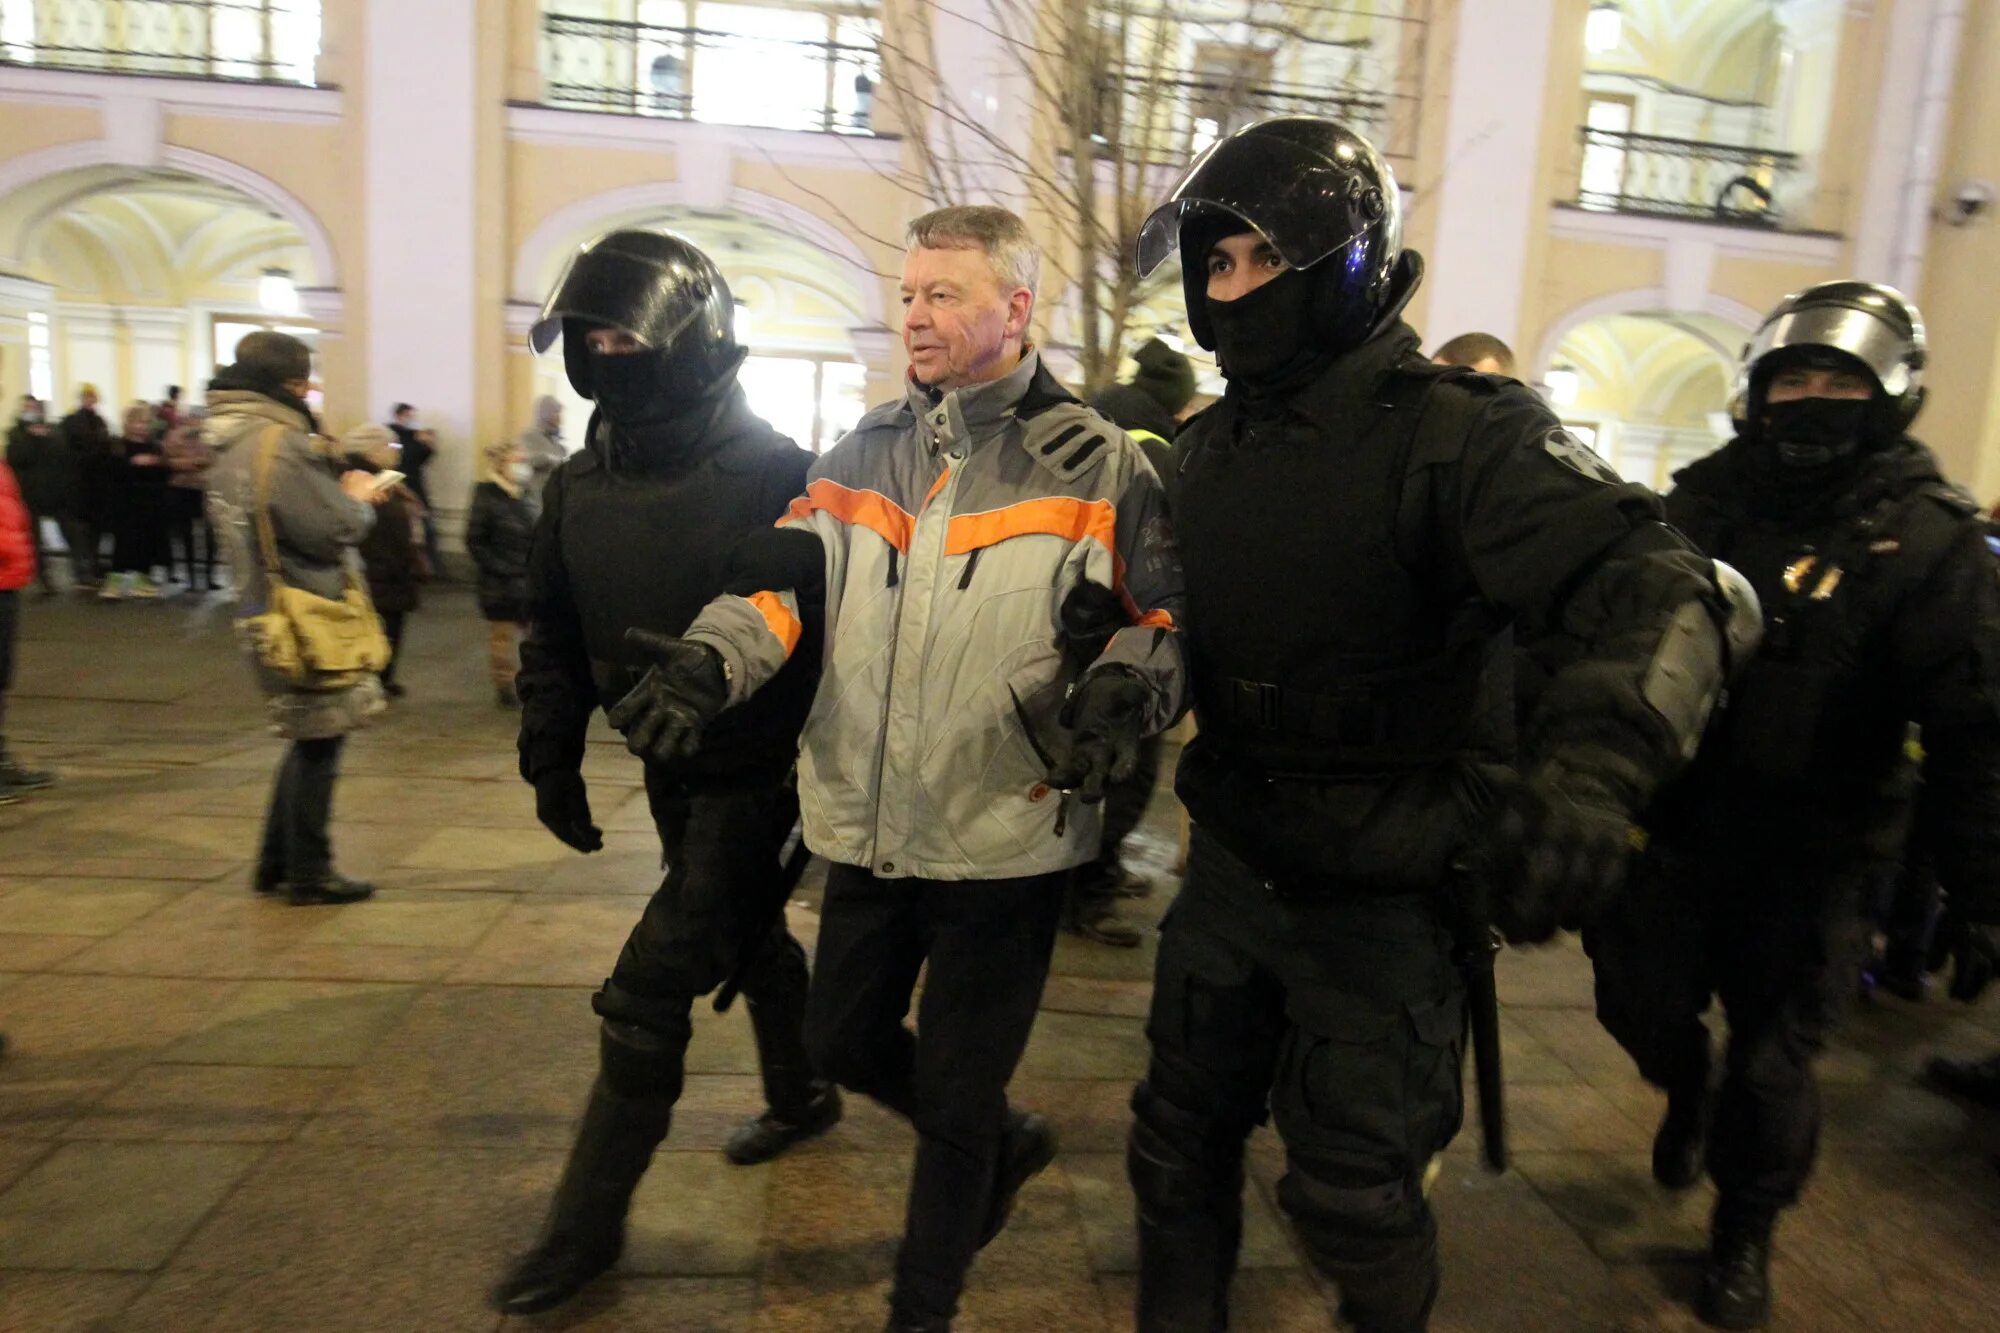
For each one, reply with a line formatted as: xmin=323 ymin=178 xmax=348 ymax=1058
xmin=1914 ymin=480 xmax=1981 ymax=519
xmin=1018 ymin=402 xmax=1125 ymax=484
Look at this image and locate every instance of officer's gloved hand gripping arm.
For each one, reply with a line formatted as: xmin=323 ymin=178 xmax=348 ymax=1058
xmin=517 ymin=468 xmax=604 ymax=853
xmin=609 ymin=519 xmax=826 ymax=764
xmin=1891 ymin=524 xmax=2000 ymax=1001
xmin=1459 ymin=404 xmax=1752 ymax=943
xmin=1047 ymin=462 xmax=1190 ymax=802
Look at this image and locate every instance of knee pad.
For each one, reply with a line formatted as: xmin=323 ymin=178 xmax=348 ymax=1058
xmin=593 ymin=980 xmax=694 ymax=1102
xmin=1129 ymin=1081 xmax=1246 ymax=1217
xmin=1278 ymin=1164 xmax=1427 ymax=1245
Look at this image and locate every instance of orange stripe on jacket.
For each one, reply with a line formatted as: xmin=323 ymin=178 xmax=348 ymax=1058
xmin=777 ymin=479 xmax=914 ymax=553
xmin=744 ymin=591 xmax=802 ymax=657
xmin=943 ymin=496 xmax=1117 ymax=559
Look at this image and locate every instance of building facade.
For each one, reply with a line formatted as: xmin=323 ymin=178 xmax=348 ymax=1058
xmin=0 ymin=0 xmax=1992 ymax=549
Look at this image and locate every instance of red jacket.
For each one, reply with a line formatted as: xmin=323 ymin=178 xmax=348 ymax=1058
xmin=0 ymin=460 xmax=36 ymax=591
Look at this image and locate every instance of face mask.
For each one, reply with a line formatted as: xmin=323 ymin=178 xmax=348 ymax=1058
xmin=591 ymin=348 xmax=675 ymax=425
xmin=1760 ymin=396 xmax=1871 ymax=470
xmin=506 ymin=461 xmax=534 ymax=484
xmin=21 ymin=410 xmax=42 ymax=425
xmin=1207 ymin=267 xmax=1320 ymax=386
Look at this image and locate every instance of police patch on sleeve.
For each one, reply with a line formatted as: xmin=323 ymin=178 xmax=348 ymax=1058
xmin=1543 ymin=427 xmax=1623 ymax=485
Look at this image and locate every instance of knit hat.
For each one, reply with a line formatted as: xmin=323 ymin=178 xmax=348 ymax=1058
xmin=339 ymin=423 xmax=397 ymax=470
xmin=1131 ymin=338 xmax=1196 ymax=415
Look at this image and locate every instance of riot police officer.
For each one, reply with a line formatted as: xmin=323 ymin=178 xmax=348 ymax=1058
xmin=1126 ymin=118 xmax=1739 ymax=1333
xmin=1588 ymin=282 xmax=2000 ymax=1329
xmin=493 ymin=230 xmax=840 ymax=1316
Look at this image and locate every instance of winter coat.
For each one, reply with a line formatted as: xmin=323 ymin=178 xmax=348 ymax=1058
xmin=465 ymin=481 xmax=535 ymax=621
xmin=391 ymin=423 xmax=434 ymax=504
xmin=6 ymin=420 xmax=76 ymax=515
xmin=685 ymin=349 xmax=1188 ymax=881
xmin=62 ymin=408 xmax=114 ymax=524
xmin=206 ymin=383 xmax=380 ymax=740
xmin=358 ymin=486 xmax=425 ymax=615
xmin=0 ymin=461 xmax=35 ymax=592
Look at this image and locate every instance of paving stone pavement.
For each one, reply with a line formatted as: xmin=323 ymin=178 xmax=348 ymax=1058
xmin=2 ymin=588 xmax=1998 ymax=1331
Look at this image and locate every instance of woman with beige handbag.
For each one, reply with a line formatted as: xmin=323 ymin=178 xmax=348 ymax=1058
xmin=205 ymin=331 xmax=387 ymax=906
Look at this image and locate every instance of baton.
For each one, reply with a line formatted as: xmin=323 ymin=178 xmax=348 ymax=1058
xmin=712 ymin=821 xmax=813 ymax=1013
xmin=1450 ymin=859 xmax=1509 ymax=1174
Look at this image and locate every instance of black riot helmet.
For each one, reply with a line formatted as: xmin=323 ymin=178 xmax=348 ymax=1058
xmin=1136 ymin=117 xmax=1408 ymax=354
xmin=530 ymin=229 xmax=744 ymax=420
xmin=1731 ymin=281 xmax=1927 ymax=441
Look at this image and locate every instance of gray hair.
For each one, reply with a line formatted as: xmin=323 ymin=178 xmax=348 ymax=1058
xmin=907 ymin=205 xmax=1040 ymax=296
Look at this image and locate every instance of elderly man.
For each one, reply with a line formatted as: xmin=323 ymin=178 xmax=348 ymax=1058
xmin=602 ymin=204 xmax=1187 ymax=1331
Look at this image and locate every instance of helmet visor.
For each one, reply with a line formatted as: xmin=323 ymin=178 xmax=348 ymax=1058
xmin=530 ymin=246 xmax=719 ymax=355
xmin=1136 ymin=126 xmax=1400 ymax=278
xmin=1750 ymin=305 xmax=1916 ymax=397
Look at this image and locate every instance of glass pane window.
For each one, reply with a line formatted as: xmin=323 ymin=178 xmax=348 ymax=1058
xmin=740 ymin=355 xmax=819 ymax=452
xmin=817 ymin=360 xmax=867 ymax=453
xmin=692 ymin=4 xmax=831 ymax=132
xmin=27 ymin=312 xmax=53 ymax=402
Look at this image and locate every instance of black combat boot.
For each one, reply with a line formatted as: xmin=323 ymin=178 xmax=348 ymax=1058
xmin=1130 ymin=1108 xmax=1241 ymax=1333
xmin=724 ymin=951 xmax=844 ymax=1165
xmin=1698 ymin=1198 xmax=1775 ymax=1330
xmin=493 ymin=1077 xmax=673 ymax=1315
xmin=1652 ymin=1074 xmax=1712 ymax=1190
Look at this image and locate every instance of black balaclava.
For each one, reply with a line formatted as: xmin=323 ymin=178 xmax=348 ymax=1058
xmin=1743 ymin=347 xmax=1887 ymax=502
xmin=577 ymin=322 xmax=747 ymax=470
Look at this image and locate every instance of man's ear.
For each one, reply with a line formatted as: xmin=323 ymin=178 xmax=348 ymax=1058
xmin=1007 ymin=287 xmax=1034 ymax=340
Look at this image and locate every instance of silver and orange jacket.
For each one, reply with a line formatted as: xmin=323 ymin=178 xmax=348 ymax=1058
xmin=685 ymin=351 xmax=1188 ymax=881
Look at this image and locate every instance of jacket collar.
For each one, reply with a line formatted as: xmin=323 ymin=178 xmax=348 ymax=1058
xmin=905 ymin=349 xmax=1045 ymax=455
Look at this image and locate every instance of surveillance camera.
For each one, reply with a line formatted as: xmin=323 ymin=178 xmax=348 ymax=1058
xmin=1945 ymin=180 xmax=1996 ymax=226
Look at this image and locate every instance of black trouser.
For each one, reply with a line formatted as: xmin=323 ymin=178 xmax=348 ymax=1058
xmin=1585 ymin=840 xmax=1868 ymax=1214
xmin=1131 ymin=829 xmax=1464 ymax=1333
xmin=379 ymin=611 xmax=407 ymax=686
xmin=0 ymin=588 xmax=16 ymax=738
xmin=804 ymin=864 xmax=1067 ymax=1323
xmin=588 ymin=774 xmax=817 ymax=1121
xmin=1070 ymin=732 xmax=1164 ymax=912
xmin=165 ymin=488 xmax=215 ymax=586
xmin=110 ymin=489 xmax=168 ymax=575
xmin=256 ymin=735 xmax=346 ymax=882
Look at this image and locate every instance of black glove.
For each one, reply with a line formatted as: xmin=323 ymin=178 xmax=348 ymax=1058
xmin=1473 ymin=768 xmax=1638 ymax=944
xmin=1046 ymin=667 xmax=1152 ymax=804
xmin=604 ymin=630 xmax=729 ymax=764
xmin=1946 ymin=916 xmax=2000 ymax=1003
xmin=533 ymin=769 xmax=603 ymax=853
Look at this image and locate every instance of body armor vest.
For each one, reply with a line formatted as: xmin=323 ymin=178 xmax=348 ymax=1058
xmin=558 ymin=402 xmax=819 ymax=779
xmin=1670 ymin=454 xmax=1972 ymax=803
xmin=1176 ymin=361 xmax=1510 ymax=778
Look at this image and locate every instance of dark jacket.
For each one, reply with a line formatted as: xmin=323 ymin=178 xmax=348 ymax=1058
xmin=1171 ymin=321 xmax=1720 ymax=894
xmin=518 ymin=384 xmax=820 ymax=788
xmin=61 ymin=407 xmax=113 ymax=524
xmin=358 ymin=486 xmax=424 ymax=615
xmin=465 ymin=481 xmax=535 ymax=621
xmin=6 ymin=419 xmax=75 ymax=515
xmin=1659 ymin=437 xmax=2000 ymax=921
xmin=391 ymin=423 xmax=434 ymax=503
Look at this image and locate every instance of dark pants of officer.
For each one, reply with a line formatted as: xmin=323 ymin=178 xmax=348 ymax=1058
xmin=1131 ymin=829 xmax=1465 ymax=1333
xmin=1585 ymin=839 xmax=1869 ymax=1214
xmin=803 ymin=864 xmax=1067 ymax=1323
xmin=590 ymin=771 xmax=818 ymax=1124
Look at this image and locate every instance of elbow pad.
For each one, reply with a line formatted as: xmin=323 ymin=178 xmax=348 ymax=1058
xmin=1640 ymin=561 xmax=1761 ymax=761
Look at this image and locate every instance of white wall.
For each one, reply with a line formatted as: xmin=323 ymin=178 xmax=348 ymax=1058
xmin=363 ymin=0 xmax=479 ymax=537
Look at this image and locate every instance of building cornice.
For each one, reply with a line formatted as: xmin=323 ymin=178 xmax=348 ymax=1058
xmin=0 ymin=66 xmax=343 ymax=125
xmin=1548 ymin=204 xmax=1844 ymax=265
xmin=505 ymin=102 xmax=902 ymax=173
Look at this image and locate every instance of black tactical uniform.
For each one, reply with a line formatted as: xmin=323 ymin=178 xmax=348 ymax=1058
xmin=1586 ymin=282 xmax=2000 ymax=1330
xmin=495 ymin=231 xmax=839 ymax=1317
xmin=1126 ymin=118 xmax=1735 ymax=1333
